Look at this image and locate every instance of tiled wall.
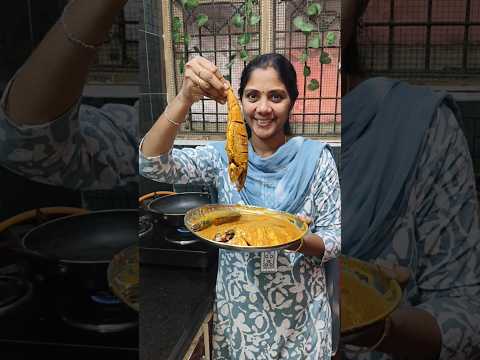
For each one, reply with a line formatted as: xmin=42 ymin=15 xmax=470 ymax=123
xmin=139 ymin=0 xmax=168 ymax=138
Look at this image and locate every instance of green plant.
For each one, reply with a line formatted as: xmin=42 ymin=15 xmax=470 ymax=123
xmin=172 ymin=0 xmax=260 ymax=76
xmin=172 ymin=0 xmax=338 ymax=90
xmin=293 ymin=1 xmax=337 ymax=91
xmin=173 ymin=1 xmax=210 ymax=74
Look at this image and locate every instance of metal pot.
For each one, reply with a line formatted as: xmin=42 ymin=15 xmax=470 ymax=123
xmin=143 ymin=192 xmax=212 ymax=228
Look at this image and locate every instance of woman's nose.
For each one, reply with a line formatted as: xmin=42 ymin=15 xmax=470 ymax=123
xmin=256 ymin=99 xmax=272 ymax=114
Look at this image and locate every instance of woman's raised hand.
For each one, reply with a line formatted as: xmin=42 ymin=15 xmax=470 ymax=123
xmin=178 ymin=56 xmax=229 ymax=106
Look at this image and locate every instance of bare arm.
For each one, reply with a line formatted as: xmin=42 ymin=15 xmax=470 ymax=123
xmin=4 ymin=0 xmax=127 ymax=125
xmin=141 ymin=56 xmax=228 ymax=157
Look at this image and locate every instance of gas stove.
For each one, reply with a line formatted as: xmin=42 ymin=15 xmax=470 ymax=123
xmin=0 ymin=223 xmax=139 ymax=359
xmin=139 ymin=216 xmax=218 ymax=269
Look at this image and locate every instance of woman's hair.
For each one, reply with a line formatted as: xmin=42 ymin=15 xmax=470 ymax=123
xmin=238 ymin=53 xmax=298 ymax=136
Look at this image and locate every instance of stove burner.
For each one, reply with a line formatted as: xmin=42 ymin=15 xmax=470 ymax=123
xmin=58 ymin=290 xmax=138 ymax=334
xmin=162 ymin=226 xmax=199 ymax=246
xmin=91 ymin=291 xmax=121 ymax=305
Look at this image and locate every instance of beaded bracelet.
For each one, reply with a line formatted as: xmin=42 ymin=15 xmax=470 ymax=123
xmin=60 ymin=0 xmax=108 ymax=50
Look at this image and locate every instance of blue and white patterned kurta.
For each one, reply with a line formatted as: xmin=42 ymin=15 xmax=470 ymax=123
xmin=0 ymin=79 xmax=138 ymax=190
xmin=140 ymin=141 xmax=341 ymax=359
xmin=345 ymin=105 xmax=480 ymax=360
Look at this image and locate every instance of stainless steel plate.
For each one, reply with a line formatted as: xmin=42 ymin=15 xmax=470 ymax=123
xmin=184 ymin=204 xmax=308 ymax=252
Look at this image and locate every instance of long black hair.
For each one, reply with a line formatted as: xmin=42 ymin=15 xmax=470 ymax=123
xmin=238 ymin=53 xmax=298 ymax=136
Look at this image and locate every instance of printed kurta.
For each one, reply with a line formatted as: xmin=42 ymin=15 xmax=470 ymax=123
xmin=344 ymin=105 xmax=480 ymax=360
xmin=140 ymin=141 xmax=341 ymax=359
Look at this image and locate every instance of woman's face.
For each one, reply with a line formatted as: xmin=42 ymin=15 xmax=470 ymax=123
xmin=241 ymin=67 xmax=291 ymax=141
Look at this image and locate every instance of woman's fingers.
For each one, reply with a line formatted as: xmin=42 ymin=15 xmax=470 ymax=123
xmin=196 ymin=56 xmax=228 ymax=88
xmin=297 ymin=214 xmax=313 ymax=225
xmin=186 ymin=58 xmax=227 ymax=100
xmin=374 ymin=260 xmax=411 ymax=289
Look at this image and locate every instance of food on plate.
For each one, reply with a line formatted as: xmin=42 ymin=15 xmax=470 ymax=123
xmin=190 ymin=209 xmax=241 ymax=231
xmin=340 ymin=270 xmax=392 ymax=331
xmin=195 ymin=211 xmax=303 ymax=247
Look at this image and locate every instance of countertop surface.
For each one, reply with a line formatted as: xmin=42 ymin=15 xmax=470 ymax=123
xmin=140 ymin=263 xmax=217 ymax=360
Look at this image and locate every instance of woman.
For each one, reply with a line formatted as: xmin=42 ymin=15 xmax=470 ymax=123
xmin=341 ymin=0 xmax=480 ymax=359
xmin=140 ymin=53 xmax=341 ymax=359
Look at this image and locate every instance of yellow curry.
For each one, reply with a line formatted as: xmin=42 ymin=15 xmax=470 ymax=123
xmin=196 ymin=213 xmax=303 ymax=247
xmin=341 ymin=270 xmax=392 ymax=331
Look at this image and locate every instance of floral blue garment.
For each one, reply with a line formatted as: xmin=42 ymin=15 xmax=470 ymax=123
xmin=343 ymin=105 xmax=480 ymax=360
xmin=140 ymin=139 xmax=341 ymax=359
xmin=0 ymin=78 xmax=138 ymax=190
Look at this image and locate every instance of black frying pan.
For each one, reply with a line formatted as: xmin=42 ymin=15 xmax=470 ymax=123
xmin=144 ymin=192 xmax=212 ymax=227
xmin=4 ymin=209 xmax=138 ymax=291
xmin=22 ymin=209 xmax=137 ymax=263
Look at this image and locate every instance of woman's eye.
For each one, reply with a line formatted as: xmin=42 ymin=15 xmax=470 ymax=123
xmin=271 ymin=94 xmax=282 ymax=102
xmin=247 ymin=93 xmax=257 ymax=101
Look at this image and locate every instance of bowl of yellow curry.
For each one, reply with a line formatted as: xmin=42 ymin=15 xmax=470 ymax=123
xmin=340 ymin=256 xmax=402 ymax=340
xmin=184 ymin=204 xmax=309 ymax=252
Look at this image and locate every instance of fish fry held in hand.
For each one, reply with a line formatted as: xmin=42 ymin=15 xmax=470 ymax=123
xmin=225 ymin=87 xmax=248 ymax=191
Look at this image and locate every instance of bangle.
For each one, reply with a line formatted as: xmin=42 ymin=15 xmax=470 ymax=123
xmin=285 ymin=237 xmax=304 ymax=253
xmin=60 ymin=0 xmax=108 ymax=50
xmin=164 ymin=109 xmax=182 ymax=127
xmin=344 ymin=316 xmax=392 ymax=354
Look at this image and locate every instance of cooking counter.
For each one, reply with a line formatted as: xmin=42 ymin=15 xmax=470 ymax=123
xmin=140 ymin=263 xmax=217 ymax=360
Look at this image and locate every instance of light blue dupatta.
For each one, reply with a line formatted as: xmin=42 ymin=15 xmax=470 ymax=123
xmin=211 ymin=136 xmax=326 ymax=214
xmin=342 ymin=77 xmax=461 ymax=260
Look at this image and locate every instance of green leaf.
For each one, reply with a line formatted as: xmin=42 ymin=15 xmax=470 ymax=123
xmin=245 ymin=1 xmax=253 ymax=17
xmin=238 ymin=33 xmax=251 ymax=46
xmin=193 ymin=46 xmax=202 ymax=54
xmin=196 ymin=14 xmax=208 ymax=27
xmin=293 ymin=16 xmax=305 ymax=31
xmin=307 ymin=3 xmax=323 ymax=16
xmin=173 ymin=17 xmax=182 ymax=32
xmin=184 ymin=34 xmax=191 ymax=47
xmin=226 ymin=61 xmax=235 ymax=69
xmin=320 ymin=51 xmax=332 ymax=64
xmin=232 ymin=14 xmax=244 ymax=28
xmin=240 ymin=48 xmax=249 ymax=61
xmin=299 ymin=50 xmax=309 ymax=63
xmin=229 ymin=54 xmax=236 ymax=61
xmin=179 ymin=58 xmax=185 ymax=75
xmin=326 ymin=32 xmax=336 ymax=46
xmin=307 ymin=79 xmax=319 ymax=91
xmin=173 ymin=32 xmax=182 ymax=44
xmin=308 ymin=34 xmax=321 ymax=48
xmin=250 ymin=15 xmax=261 ymax=26
xmin=293 ymin=16 xmax=315 ymax=33
xmin=184 ymin=0 xmax=199 ymax=10
xmin=303 ymin=65 xmax=311 ymax=77
xmin=223 ymin=75 xmax=232 ymax=82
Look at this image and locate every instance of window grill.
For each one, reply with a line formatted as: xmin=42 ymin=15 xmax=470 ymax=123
xmin=89 ymin=1 xmax=140 ymax=73
xmin=359 ymin=0 xmax=480 ymax=80
xmin=160 ymin=0 xmax=341 ymax=137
